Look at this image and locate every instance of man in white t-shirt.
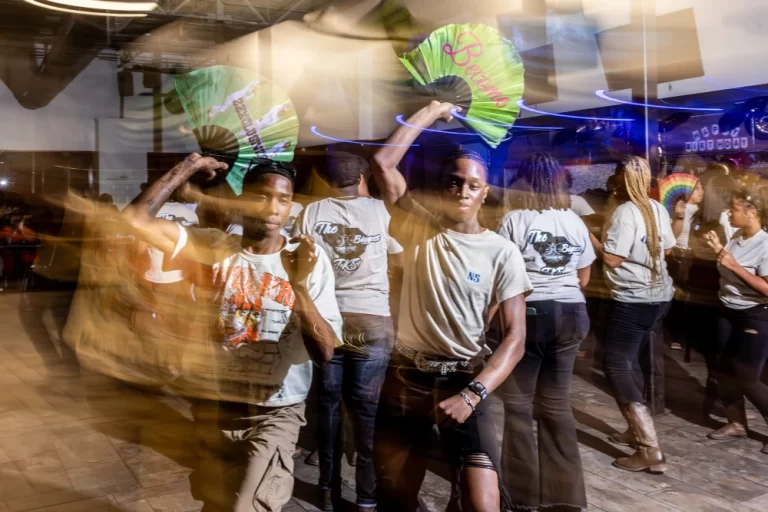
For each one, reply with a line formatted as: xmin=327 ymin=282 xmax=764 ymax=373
xmin=122 ymin=154 xmax=342 ymax=512
xmin=371 ymin=101 xmax=532 ymax=512
xmin=294 ymin=151 xmax=403 ymax=511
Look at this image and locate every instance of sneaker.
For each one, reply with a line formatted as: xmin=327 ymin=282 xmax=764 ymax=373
xmin=320 ymin=489 xmax=334 ymax=512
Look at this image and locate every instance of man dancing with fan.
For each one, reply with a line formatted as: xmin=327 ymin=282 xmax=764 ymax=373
xmin=371 ymin=101 xmax=531 ymax=512
xmin=121 ymin=153 xmax=343 ymax=512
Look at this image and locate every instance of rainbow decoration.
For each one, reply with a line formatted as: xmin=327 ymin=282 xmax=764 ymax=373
xmin=659 ymin=173 xmax=699 ymax=213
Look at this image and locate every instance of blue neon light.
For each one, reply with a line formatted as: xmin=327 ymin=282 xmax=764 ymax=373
xmin=395 ymin=115 xmax=479 ymax=136
xmin=516 ymin=99 xmax=634 ymax=122
xmin=595 ymin=89 xmax=723 ymax=112
xmin=310 ymin=126 xmax=420 ymax=147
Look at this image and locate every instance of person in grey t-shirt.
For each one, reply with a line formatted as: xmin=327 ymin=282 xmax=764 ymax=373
xmin=589 ymin=156 xmax=674 ymax=475
xmin=497 ymin=153 xmax=593 ymax=510
xmin=371 ymin=101 xmax=530 ymax=512
xmin=703 ymin=188 xmax=768 ymax=454
xmin=293 ymin=151 xmax=403 ymax=511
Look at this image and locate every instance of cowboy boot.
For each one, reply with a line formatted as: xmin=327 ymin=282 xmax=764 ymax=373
xmin=708 ymin=400 xmax=748 ymax=440
xmin=613 ymin=403 xmax=667 ymax=474
xmin=608 ymin=404 xmax=636 ymax=447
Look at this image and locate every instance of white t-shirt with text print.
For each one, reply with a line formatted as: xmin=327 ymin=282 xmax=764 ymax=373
xmin=293 ymin=197 xmax=403 ymax=317
xmin=172 ymin=227 xmax=343 ymax=407
xmin=602 ymin=200 xmax=676 ymax=303
xmin=391 ymin=198 xmax=532 ymax=361
xmin=498 ymin=208 xmax=595 ymax=303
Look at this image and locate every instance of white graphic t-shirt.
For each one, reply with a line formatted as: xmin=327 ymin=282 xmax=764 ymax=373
xmin=172 ymin=227 xmax=342 ymax=406
xmin=145 ymin=202 xmax=198 ymax=284
xmin=602 ymin=200 xmax=676 ymax=303
xmin=498 ymin=208 xmax=595 ymax=303
xmin=718 ymin=229 xmax=768 ymax=310
xmin=227 ymin=202 xmax=304 ymax=239
xmin=392 ymin=198 xmax=532 ymax=361
xmin=294 ymin=197 xmax=403 ymax=317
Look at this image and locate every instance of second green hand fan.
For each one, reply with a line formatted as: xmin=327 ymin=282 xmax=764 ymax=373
xmin=174 ymin=65 xmax=299 ymax=195
xmin=399 ymin=24 xmax=525 ymax=148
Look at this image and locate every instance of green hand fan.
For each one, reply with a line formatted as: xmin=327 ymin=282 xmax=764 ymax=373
xmin=174 ymin=65 xmax=299 ymax=195
xmin=399 ymin=24 xmax=525 ymax=148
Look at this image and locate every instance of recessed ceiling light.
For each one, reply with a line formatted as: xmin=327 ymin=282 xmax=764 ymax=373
xmin=23 ymin=0 xmax=156 ymax=17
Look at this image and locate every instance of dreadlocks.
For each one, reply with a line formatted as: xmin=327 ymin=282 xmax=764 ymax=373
xmin=518 ymin=152 xmax=570 ymax=211
xmin=619 ymin=156 xmax=662 ymax=286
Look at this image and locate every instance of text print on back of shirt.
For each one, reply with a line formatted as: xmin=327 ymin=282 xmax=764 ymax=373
xmin=314 ymin=221 xmax=382 ymax=274
xmin=526 ymin=229 xmax=583 ymax=275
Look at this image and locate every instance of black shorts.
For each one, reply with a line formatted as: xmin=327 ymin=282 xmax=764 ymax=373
xmin=375 ymin=354 xmax=500 ymax=471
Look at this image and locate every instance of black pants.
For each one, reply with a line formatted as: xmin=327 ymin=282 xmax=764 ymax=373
xmin=500 ymin=301 xmax=588 ymax=510
xmin=717 ymin=305 xmax=768 ymax=420
xmin=603 ymin=301 xmax=671 ymax=406
xmin=373 ymin=357 xmax=499 ymax=512
xmin=317 ymin=313 xmax=393 ymax=506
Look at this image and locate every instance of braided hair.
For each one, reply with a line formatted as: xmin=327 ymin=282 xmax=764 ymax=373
xmin=518 ymin=152 xmax=570 ymax=211
xmin=619 ymin=156 xmax=663 ymax=285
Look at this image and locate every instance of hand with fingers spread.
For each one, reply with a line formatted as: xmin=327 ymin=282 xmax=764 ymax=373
xmin=704 ymin=230 xmax=724 ymax=254
xmin=282 ymin=235 xmax=318 ymax=287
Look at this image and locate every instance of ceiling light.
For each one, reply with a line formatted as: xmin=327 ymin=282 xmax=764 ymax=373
xmin=24 ymin=0 xmax=156 ymax=17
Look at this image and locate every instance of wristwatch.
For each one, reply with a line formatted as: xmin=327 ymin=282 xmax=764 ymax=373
xmin=467 ymin=381 xmax=488 ymax=401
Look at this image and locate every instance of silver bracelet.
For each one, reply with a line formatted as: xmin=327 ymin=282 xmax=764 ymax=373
xmin=459 ymin=391 xmax=475 ymax=412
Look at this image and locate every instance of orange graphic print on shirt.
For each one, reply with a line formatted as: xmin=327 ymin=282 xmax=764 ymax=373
xmin=217 ymin=266 xmax=296 ymax=346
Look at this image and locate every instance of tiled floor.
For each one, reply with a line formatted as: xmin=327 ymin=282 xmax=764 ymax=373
xmin=2 ymin=290 xmax=768 ymax=511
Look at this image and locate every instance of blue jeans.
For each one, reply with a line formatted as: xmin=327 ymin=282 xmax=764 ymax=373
xmin=604 ymin=301 xmax=671 ymax=406
xmin=501 ymin=301 xmax=589 ymax=510
xmin=317 ymin=313 xmax=393 ymax=506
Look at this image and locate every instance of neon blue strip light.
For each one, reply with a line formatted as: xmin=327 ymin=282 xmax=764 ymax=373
xmin=395 ymin=115 xmax=480 ymax=136
xmin=310 ymin=126 xmax=420 ymax=147
xmin=595 ymin=89 xmax=723 ymax=112
xmin=516 ymin=99 xmax=634 ymax=122
xmin=450 ymin=108 xmax=564 ymax=130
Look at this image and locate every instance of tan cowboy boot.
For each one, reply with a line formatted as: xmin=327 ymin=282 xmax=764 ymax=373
xmin=608 ymin=405 xmax=636 ymax=447
xmin=708 ymin=401 xmax=748 ymax=440
xmin=613 ymin=403 xmax=667 ymax=474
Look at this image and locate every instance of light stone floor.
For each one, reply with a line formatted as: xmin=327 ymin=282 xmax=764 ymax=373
xmin=1 ymin=290 xmax=768 ymax=512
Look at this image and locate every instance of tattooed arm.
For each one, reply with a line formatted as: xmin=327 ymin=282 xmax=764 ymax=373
xmin=122 ymin=153 xmax=228 ymax=255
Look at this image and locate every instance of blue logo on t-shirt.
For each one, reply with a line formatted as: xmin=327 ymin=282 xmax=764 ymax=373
xmin=467 ymin=271 xmax=481 ymax=284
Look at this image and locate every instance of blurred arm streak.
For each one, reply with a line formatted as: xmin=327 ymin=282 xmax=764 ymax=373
xmin=372 ymin=101 xmax=449 ymax=210
xmin=122 ymin=153 xmax=227 ymax=256
xmin=475 ymin=293 xmax=527 ymax=395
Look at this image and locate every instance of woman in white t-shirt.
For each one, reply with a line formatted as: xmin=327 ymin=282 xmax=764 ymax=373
xmin=590 ymin=156 xmax=676 ymax=474
xmin=703 ymin=189 xmax=768 ymax=454
xmin=497 ymin=153 xmax=595 ymax=510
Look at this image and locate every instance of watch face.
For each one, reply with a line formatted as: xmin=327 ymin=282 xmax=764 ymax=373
xmin=469 ymin=382 xmax=487 ymax=399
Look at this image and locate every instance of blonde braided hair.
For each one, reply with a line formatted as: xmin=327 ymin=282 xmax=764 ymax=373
xmin=620 ymin=156 xmax=662 ymax=286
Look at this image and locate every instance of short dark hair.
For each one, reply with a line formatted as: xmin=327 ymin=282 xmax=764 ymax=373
xmin=325 ymin=151 xmax=368 ymax=188
xmin=242 ymin=160 xmax=297 ymax=190
xmin=442 ymin=148 xmax=487 ymax=174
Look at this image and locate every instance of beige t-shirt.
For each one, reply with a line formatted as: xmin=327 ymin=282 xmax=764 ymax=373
xmin=392 ymin=198 xmax=532 ymax=361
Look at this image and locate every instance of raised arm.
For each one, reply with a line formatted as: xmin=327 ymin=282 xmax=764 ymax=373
xmin=122 ymin=153 xmax=227 ymax=255
xmin=372 ymin=101 xmax=457 ymax=207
